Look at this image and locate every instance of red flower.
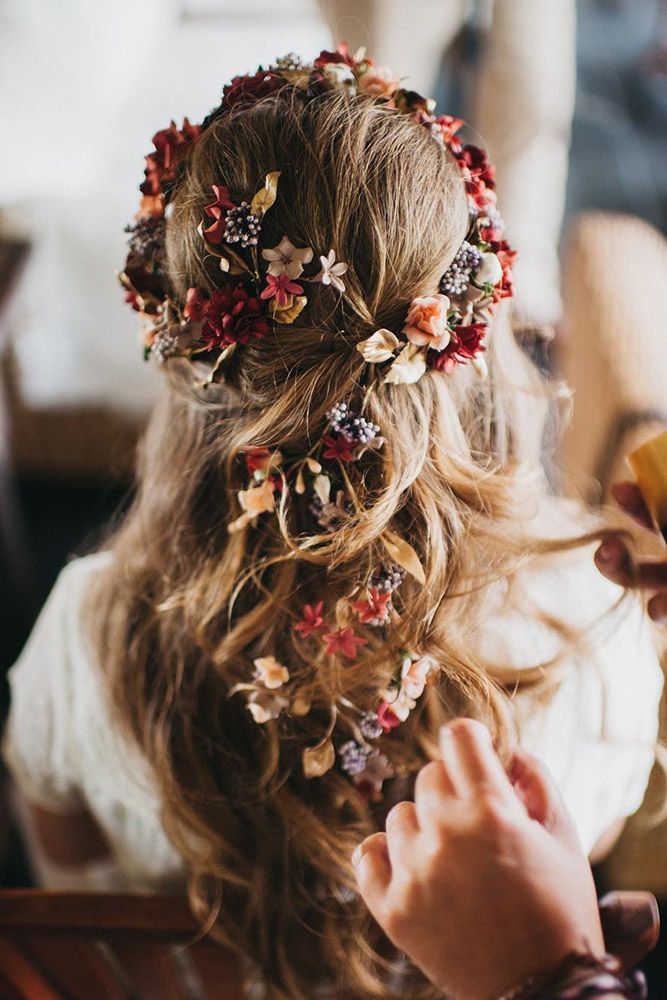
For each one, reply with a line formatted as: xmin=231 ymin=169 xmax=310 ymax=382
xmin=323 ymin=626 xmax=368 ymax=659
xmin=377 ymin=701 xmax=401 ymax=732
xmin=260 ymin=273 xmax=304 ymax=307
xmin=222 ymin=71 xmax=287 ymax=111
xmin=352 ymin=589 xmax=392 ymax=625
xmin=203 ymin=185 xmax=235 ymax=244
xmin=322 ymin=435 xmax=358 ymax=463
xmin=313 ymin=43 xmax=360 ymax=69
xmin=245 ymin=448 xmax=271 ymax=475
xmin=435 ymin=114 xmax=464 ymax=149
xmin=203 ymin=285 xmax=270 ymax=348
xmin=183 ymin=287 xmax=208 ymax=322
xmin=428 ymin=323 xmax=487 ymax=372
xmin=140 ymin=118 xmax=201 ymax=197
xmin=294 ymin=601 xmax=327 ymax=636
xmin=490 ymin=240 xmax=517 ymax=302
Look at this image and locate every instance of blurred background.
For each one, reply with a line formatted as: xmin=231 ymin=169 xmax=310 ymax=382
xmin=1 ymin=0 xmax=666 ymax=984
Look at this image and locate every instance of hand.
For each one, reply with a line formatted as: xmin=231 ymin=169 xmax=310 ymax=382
xmin=594 ymin=482 xmax=667 ymax=624
xmin=353 ymin=719 xmax=604 ymax=1000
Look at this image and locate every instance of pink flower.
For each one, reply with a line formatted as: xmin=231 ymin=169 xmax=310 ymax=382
xmin=202 ymin=185 xmax=235 ymax=244
xmin=294 ymin=602 xmax=327 ymax=637
xmin=260 ymin=273 xmax=304 ymax=307
xmin=402 ymin=293 xmax=451 ymax=351
xmin=352 ymin=589 xmax=392 ymax=625
xmin=400 ymin=654 xmax=437 ymax=700
xmin=376 ymin=702 xmax=401 ymax=732
xmin=323 ymin=626 xmax=368 ymax=659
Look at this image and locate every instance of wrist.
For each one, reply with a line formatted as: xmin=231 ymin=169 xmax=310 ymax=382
xmin=496 ymin=951 xmax=647 ymax=1000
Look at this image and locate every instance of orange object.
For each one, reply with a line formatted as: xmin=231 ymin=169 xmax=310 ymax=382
xmin=628 ymin=430 xmax=667 ymax=539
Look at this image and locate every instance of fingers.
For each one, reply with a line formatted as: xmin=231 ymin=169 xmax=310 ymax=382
xmin=648 ymin=591 xmax=667 ymax=624
xmin=509 ymin=750 xmax=578 ymax=845
xmin=599 ymin=891 xmax=660 ymax=972
xmin=611 ymin=482 xmax=656 ymax=532
xmin=438 ymin=718 xmax=514 ymax=802
xmin=595 ymin=535 xmax=667 ymax=590
xmin=353 ymin=832 xmax=391 ymax=906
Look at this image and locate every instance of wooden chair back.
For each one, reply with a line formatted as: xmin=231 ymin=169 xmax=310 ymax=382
xmin=0 ymin=890 xmax=246 ymax=1000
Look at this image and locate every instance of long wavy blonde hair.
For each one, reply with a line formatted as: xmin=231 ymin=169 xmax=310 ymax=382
xmin=89 ymin=91 xmax=599 ymax=998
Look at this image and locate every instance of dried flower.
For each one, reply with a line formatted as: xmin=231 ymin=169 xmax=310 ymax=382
xmin=140 ymin=118 xmax=201 ymax=198
xmin=224 ymin=202 xmax=262 ymax=247
xmin=474 ymin=252 xmax=503 ymax=287
xmin=124 ymin=217 xmax=166 ymax=259
xmin=314 ymin=250 xmax=348 ymax=293
xmin=339 ymin=740 xmax=372 ymax=776
xmin=253 ymin=656 xmax=290 ymax=689
xmin=352 ymin=588 xmax=392 ymax=626
xmin=202 ymin=185 xmax=236 ymax=244
xmin=229 ymin=478 xmax=276 ymax=532
xmin=203 ymin=286 xmax=270 ymax=348
xmin=247 ymin=690 xmax=288 ymax=724
xmin=368 ymin=565 xmax=406 ymax=593
xmin=294 ymin=602 xmax=327 ymax=636
xmin=262 ymin=236 xmax=314 ymax=279
xmin=222 ymin=71 xmax=287 ymax=112
xmin=439 ymin=241 xmax=483 ymax=297
xmin=377 ymin=702 xmax=401 ymax=732
xmin=384 ymin=343 xmax=427 ymax=385
xmin=183 ymin=287 xmax=208 ymax=323
xmin=323 ymin=626 xmax=368 ymax=659
xmin=402 ymin=293 xmax=451 ymax=351
xmin=428 ymin=323 xmax=487 ymax=372
xmin=356 ymin=328 xmax=399 ymax=363
xmin=357 ymin=66 xmax=400 ymax=97
xmin=400 ymin=654 xmax=437 ymax=700
xmin=260 ymin=273 xmax=304 ymax=307
xmin=268 ymin=292 xmax=308 ymax=324
xmin=322 ymin=434 xmax=358 ymax=463
xmin=352 ymin=751 xmax=395 ymax=801
xmin=359 ymin=711 xmax=384 ymax=740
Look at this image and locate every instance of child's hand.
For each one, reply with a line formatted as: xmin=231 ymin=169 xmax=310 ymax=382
xmin=594 ymin=482 xmax=667 ymax=624
xmin=353 ymin=719 xmax=604 ymax=1000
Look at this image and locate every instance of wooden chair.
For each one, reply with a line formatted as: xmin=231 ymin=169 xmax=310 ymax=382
xmin=0 ymin=890 xmax=246 ymax=1000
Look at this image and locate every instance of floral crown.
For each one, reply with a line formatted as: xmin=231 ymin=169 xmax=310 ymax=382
xmin=121 ymin=44 xmax=515 ymax=389
xmin=120 ymin=46 xmax=516 ymax=799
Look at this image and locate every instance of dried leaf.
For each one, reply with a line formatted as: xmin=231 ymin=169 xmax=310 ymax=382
xmin=305 ymin=457 xmax=322 ymax=474
xmin=270 ymin=294 xmax=307 ymax=324
xmin=303 ymin=738 xmax=335 ymax=778
xmin=295 ymin=468 xmax=306 ymax=495
xmin=197 ymin=343 xmax=236 ymax=389
xmin=292 ymin=694 xmax=312 ymax=717
xmin=382 ymin=530 xmax=426 ymax=586
xmin=313 ymin=474 xmax=331 ymax=505
xmin=250 ymin=170 xmax=281 ymax=216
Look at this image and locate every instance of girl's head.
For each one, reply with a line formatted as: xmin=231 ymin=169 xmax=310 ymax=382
xmin=99 ymin=50 xmax=559 ymax=999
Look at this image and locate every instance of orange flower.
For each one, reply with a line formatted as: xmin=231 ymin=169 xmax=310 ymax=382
xmin=402 ymin=293 xmax=451 ymax=350
xmin=357 ymin=67 xmax=400 ymax=97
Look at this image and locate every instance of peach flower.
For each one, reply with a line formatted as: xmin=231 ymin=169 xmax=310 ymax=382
xmin=357 ymin=66 xmax=401 ymax=98
xmin=253 ymin=656 xmax=290 ymax=689
xmin=402 ymin=293 xmax=451 ymax=351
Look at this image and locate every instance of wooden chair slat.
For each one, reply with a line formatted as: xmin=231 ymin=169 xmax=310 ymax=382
xmin=0 ymin=938 xmax=62 ymax=1000
xmin=109 ymin=939 xmax=187 ymax=1000
xmin=0 ymin=891 xmax=198 ymax=936
xmin=186 ymin=941 xmax=245 ymax=1000
xmin=18 ymin=935 xmax=127 ymax=1000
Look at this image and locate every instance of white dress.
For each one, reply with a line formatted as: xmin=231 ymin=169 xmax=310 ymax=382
xmin=3 ymin=547 xmax=663 ymax=890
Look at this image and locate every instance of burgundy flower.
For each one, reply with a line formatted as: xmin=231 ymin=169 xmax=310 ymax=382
xmin=321 ymin=435 xmax=358 ymax=463
xmin=458 ymin=145 xmax=495 ymax=188
xmin=313 ymin=43 xmax=359 ymax=69
xmin=202 ymin=185 xmax=236 ymax=244
xmin=222 ymin=71 xmax=287 ymax=111
xmin=260 ymin=273 xmax=304 ymax=307
xmin=203 ymin=285 xmax=270 ymax=348
xmin=323 ymin=626 xmax=368 ymax=659
xmin=428 ymin=323 xmax=487 ymax=372
xmin=140 ymin=118 xmax=201 ymax=197
xmin=294 ymin=602 xmax=327 ymax=637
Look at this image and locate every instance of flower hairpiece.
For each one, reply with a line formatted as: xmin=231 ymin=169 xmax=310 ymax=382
xmin=224 ymin=399 xmax=439 ymax=799
xmin=120 ymin=44 xmax=515 ymax=388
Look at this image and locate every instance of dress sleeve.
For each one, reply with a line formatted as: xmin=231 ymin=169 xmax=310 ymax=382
xmin=517 ymin=591 xmax=664 ymax=855
xmin=3 ymin=562 xmax=85 ymax=813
